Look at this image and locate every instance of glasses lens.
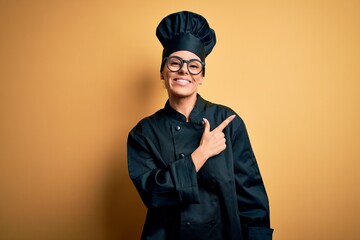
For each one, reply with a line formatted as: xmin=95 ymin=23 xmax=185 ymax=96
xmin=188 ymin=60 xmax=203 ymax=75
xmin=166 ymin=57 xmax=182 ymax=72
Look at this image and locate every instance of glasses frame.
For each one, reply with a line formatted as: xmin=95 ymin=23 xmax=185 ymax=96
xmin=163 ymin=56 xmax=205 ymax=75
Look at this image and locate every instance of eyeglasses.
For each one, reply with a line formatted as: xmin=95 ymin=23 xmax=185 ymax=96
xmin=163 ymin=56 xmax=205 ymax=75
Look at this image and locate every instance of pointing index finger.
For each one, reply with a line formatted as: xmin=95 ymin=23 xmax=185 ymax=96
xmin=214 ymin=115 xmax=236 ymax=132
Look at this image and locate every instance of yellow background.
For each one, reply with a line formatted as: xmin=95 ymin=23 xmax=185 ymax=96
xmin=1 ymin=1 xmax=359 ymax=239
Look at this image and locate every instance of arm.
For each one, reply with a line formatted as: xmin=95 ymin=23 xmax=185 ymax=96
xmin=232 ymin=119 xmax=274 ymax=239
xmin=127 ymin=126 xmax=200 ymax=208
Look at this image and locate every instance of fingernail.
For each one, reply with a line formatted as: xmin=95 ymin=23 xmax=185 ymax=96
xmin=202 ymin=118 xmax=206 ymax=124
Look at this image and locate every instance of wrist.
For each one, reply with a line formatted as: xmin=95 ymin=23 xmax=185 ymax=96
xmin=191 ymin=147 xmax=209 ymax=172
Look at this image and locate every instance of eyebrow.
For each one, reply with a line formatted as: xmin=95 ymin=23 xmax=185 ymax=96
xmin=170 ymin=56 xmax=201 ymax=61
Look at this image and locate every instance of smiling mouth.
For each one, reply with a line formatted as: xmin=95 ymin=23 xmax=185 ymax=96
xmin=174 ymin=78 xmax=191 ymax=85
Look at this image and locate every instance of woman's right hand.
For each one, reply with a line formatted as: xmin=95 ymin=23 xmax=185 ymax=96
xmin=191 ymin=115 xmax=236 ymax=172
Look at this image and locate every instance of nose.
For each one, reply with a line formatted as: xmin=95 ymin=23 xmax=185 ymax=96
xmin=178 ymin=62 xmax=189 ymax=74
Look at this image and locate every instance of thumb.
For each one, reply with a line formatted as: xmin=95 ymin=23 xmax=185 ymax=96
xmin=202 ymin=118 xmax=210 ymax=134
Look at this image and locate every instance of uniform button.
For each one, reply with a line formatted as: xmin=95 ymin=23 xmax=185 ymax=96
xmin=179 ymin=153 xmax=185 ymax=158
xmin=175 ymin=126 xmax=181 ymax=131
xmin=186 ymin=222 xmax=191 ymax=226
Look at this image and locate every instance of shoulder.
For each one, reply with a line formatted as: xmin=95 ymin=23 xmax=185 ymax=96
xmin=128 ymin=109 xmax=167 ymax=136
xmin=203 ymin=98 xmax=245 ymax=123
xmin=205 ymin=100 xmax=236 ymax=115
xmin=201 ymin=98 xmax=247 ymax=135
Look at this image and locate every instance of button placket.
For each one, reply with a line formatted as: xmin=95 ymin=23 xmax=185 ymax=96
xmin=172 ymin=123 xmax=183 ymax=160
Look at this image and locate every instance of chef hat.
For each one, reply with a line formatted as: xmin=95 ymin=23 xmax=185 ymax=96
xmin=156 ymin=11 xmax=216 ymax=65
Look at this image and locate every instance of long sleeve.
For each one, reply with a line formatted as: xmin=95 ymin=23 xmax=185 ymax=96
xmin=128 ymin=96 xmax=274 ymax=239
xmin=232 ymin=118 xmax=274 ymax=240
xmin=127 ymin=124 xmax=200 ymax=209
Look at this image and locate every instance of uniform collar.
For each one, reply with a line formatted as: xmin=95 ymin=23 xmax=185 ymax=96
xmin=164 ymin=94 xmax=206 ymax=123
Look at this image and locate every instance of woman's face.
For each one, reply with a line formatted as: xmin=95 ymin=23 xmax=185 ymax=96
xmin=161 ymin=50 xmax=204 ymax=100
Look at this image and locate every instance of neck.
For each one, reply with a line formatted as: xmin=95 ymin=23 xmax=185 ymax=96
xmin=168 ymin=94 xmax=197 ymax=121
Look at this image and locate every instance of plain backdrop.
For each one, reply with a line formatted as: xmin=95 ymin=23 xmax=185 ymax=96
xmin=0 ymin=1 xmax=359 ymax=239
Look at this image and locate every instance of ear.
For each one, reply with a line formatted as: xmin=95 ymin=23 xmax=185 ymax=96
xmin=160 ymin=73 xmax=164 ymax=80
xmin=198 ymin=75 xmax=204 ymax=85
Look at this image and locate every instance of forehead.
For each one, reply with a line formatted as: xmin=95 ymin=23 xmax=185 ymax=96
xmin=169 ymin=50 xmax=200 ymax=60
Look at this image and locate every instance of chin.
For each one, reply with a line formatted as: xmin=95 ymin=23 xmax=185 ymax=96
xmin=169 ymin=90 xmax=197 ymax=99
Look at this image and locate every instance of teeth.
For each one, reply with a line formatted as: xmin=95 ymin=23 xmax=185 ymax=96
xmin=176 ymin=79 xmax=190 ymax=83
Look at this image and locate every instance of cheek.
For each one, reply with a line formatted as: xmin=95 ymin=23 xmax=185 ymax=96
xmin=161 ymin=70 xmax=171 ymax=80
xmin=195 ymin=76 xmax=204 ymax=84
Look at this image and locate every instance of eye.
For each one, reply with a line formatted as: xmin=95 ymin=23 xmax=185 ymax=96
xmin=170 ymin=61 xmax=181 ymax=66
xmin=189 ymin=64 xmax=199 ymax=69
xmin=168 ymin=58 xmax=181 ymax=66
xmin=189 ymin=60 xmax=201 ymax=69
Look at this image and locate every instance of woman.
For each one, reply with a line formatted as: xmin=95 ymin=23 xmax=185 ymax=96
xmin=127 ymin=11 xmax=273 ymax=240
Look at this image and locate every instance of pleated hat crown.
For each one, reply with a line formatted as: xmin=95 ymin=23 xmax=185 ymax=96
xmin=156 ymin=11 xmax=216 ymax=62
